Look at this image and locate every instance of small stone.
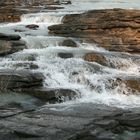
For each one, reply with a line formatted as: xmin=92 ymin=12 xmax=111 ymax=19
xmin=26 ymin=24 xmax=39 ymax=30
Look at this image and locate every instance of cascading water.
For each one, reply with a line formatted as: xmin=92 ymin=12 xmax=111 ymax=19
xmin=0 ymin=0 xmax=140 ymax=109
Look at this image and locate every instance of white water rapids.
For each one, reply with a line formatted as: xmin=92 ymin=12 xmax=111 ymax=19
xmin=0 ymin=0 xmax=140 ymax=109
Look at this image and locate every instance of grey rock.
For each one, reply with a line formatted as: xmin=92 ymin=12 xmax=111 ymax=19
xmin=0 ymin=40 xmax=27 ymax=56
xmin=26 ymin=24 xmax=39 ymax=30
xmin=0 ymin=69 xmax=44 ymax=90
xmin=20 ymin=87 xmax=79 ymax=102
xmin=58 ymin=52 xmax=73 ymax=58
xmin=0 ymin=33 xmax=21 ymax=41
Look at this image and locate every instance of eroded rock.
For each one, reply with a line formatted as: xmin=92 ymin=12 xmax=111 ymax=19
xmin=84 ymin=52 xmax=108 ymax=66
xmin=13 ymin=62 xmax=39 ymax=70
xmin=0 ymin=40 xmax=27 ymax=56
xmin=0 ymin=69 xmax=44 ymax=90
xmin=49 ymin=9 xmax=140 ymax=54
xmin=20 ymin=87 xmax=78 ymax=102
xmin=26 ymin=24 xmax=39 ymax=30
xmin=0 ymin=33 xmax=27 ymax=56
xmin=59 ymin=39 xmax=77 ymax=47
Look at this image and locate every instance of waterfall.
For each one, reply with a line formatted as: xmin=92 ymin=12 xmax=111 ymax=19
xmin=0 ymin=1 xmax=140 ymax=109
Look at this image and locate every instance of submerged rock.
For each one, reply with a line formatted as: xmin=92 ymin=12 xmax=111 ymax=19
xmin=13 ymin=62 xmax=39 ymax=70
xmin=49 ymin=9 xmax=140 ymax=54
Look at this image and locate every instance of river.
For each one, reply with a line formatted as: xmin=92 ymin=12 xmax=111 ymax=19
xmin=0 ymin=0 xmax=139 ymax=109
xmin=0 ymin=0 xmax=140 ymax=139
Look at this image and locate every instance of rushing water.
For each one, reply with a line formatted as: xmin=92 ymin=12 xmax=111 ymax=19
xmin=0 ymin=0 xmax=140 ymax=109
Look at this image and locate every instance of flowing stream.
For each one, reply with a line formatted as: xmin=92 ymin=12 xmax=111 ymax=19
xmin=0 ymin=0 xmax=140 ymax=109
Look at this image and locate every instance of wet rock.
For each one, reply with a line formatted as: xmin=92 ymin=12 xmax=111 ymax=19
xmin=59 ymin=39 xmax=77 ymax=47
xmin=0 ymin=40 xmax=27 ymax=56
xmin=0 ymin=69 xmax=44 ymax=91
xmin=26 ymin=24 xmax=39 ymax=30
xmin=117 ymin=112 xmax=140 ymax=128
xmin=94 ymin=120 xmax=119 ymax=130
xmin=0 ymin=103 xmax=25 ymax=118
xmin=0 ymin=9 xmax=21 ymax=22
xmin=20 ymin=87 xmax=78 ymax=102
xmin=61 ymin=0 xmax=72 ymax=5
xmin=0 ymin=0 xmax=61 ymax=23
xmin=49 ymin=9 xmax=140 ymax=54
xmin=0 ymin=33 xmax=26 ymax=56
xmin=58 ymin=52 xmax=73 ymax=58
xmin=84 ymin=53 xmax=108 ymax=66
xmin=14 ymin=62 xmax=39 ymax=70
xmin=116 ymin=77 xmax=140 ymax=94
xmin=23 ymin=54 xmax=37 ymax=61
xmin=0 ymin=33 xmax=21 ymax=41
xmin=1 ymin=102 xmax=138 ymax=140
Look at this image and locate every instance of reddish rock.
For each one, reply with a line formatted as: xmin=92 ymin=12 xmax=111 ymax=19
xmin=0 ymin=0 xmax=61 ymax=23
xmin=49 ymin=9 xmax=140 ymax=54
xmin=84 ymin=53 xmax=108 ymax=66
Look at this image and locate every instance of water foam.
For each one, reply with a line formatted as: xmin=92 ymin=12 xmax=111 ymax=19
xmin=0 ymin=1 xmax=140 ymax=109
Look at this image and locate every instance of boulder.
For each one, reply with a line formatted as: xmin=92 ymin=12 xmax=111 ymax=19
xmin=83 ymin=53 xmax=108 ymax=66
xmin=86 ymin=76 xmax=140 ymax=94
xmin=0 ymin=40 xmax=27 ymax=56
xmin=0 ymin=33 xmax=21 ymax=41
xmin=0 ymin=69 xmax=44 ymax=91
xmin=49 ymin=9 xmax=140 ymax=54
xmin=20 ymin=87 xmax=78 ymax=102
xmin=110 ymin=77 xmax=140 ymax=94
xmin=121 ymin=77 xmax=140 ymax=93
xmin=59 ymin=39 xmax=77 ymax=47
xmin=58 ymin=52 xmax=73 ymax=58
xmin=25 ymin=24 xmax=39 ymax=30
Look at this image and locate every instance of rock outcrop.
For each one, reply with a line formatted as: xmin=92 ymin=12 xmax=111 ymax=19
xmin=49 ymin=9 xmax=140 ymax=54
xmin=0 ymin=102 xmax=140 ymax=140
